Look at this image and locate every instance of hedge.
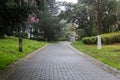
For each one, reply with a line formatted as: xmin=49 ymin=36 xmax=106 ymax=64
xmin=20 ymin=32 xmax=28 ymax=38
xmin=82 ymin=32 xmax=120 ymax=44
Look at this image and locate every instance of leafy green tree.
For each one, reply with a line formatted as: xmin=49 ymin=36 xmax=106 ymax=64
xmin=37 ymin=11 xmax=62 ymax=41
xmin=59 ymin=0 xmax=118 ymax=39
xmin=32 ymin=0 xmax=64 ymax=41
xmin=0 ymin=0 xmax=32 ymax=38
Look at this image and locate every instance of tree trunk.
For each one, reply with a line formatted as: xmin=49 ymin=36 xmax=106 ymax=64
xmin=96 ymin=0 xmax=102 ymax=49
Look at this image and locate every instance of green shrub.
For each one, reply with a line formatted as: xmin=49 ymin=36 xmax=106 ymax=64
xmin=82 ymin=31 xmax=120 ymax=45
xmin=20 ymin=32 xmax=28 ymax=38
xmin=32 ymin=36 xmax=44 ymax=41
xmin=82 ymin=37 xmax=97 ymax=44
xmin=102 ymin=37 xmax=108 ymax=44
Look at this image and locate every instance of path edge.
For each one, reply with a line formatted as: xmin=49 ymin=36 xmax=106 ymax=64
xmin=0 ymin=44 xmax=50 ymax=80
xmin=68 ymin=43 xmax=120 ymax=79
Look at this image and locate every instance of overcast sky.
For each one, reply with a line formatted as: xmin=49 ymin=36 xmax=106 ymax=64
xmin=56 ymin=0 xmax=78 ymax=4
xmin=56 ymin=0 xmax=78 ymax=13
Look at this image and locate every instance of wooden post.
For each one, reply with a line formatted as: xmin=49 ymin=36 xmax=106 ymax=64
xmin=19 ymin=38 xmax=23 ymax=52
xmin=18 ymin=0 xmax=23 ymax=52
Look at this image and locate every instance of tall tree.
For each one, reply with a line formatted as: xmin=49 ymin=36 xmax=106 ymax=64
xmin=31 ymin=0 xmax=64 ymax=41
xmin=59 ymin=0 xmax=118 ymax=41
xmin=0 ymin=0 xmax=32 ymax=38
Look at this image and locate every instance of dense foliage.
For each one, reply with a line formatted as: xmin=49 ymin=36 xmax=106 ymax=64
xmin=33 ymin=0 xmax=63 ymax=41
xmin=0 ymin=0 xmax=120 ymax=41
xmin=59 ymin=0 xmax=120 ymax=40
xmin=0 ymin=0 xmax=64 ymax=41
xmin=0 ymin=0 xmax=31 ymax=38
xmin=82 ymin=31 xmax=120 ymax=44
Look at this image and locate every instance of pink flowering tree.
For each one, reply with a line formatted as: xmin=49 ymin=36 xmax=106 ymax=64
xmin=26 ymin=13 xmax=39 ymax=39
xmin=28 ymin=13 xmax=39 ymax=23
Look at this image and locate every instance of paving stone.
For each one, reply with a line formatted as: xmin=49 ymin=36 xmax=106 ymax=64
xmin=7 ymin=42 xmax=120 ymax=80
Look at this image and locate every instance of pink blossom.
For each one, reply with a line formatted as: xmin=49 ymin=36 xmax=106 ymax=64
xmin=28 ymin=13 xmax=39 ymax=23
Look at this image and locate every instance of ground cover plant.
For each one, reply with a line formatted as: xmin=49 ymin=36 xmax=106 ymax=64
xmin=72 ymin=41 xmax=120 ymax=70
xmin=0 ymin=37 xmax=47 ymax=70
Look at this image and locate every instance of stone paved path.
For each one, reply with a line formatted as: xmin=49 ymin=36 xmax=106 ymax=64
xmin=7 ymin=42 xmax=120 ymax=80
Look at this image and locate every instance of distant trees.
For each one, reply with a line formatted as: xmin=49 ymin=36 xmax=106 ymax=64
xmin=59 ymin=0 xmax=120 ymax=40
xmin=1 ymin=0 xmax=119 ymax=41
xmin=0 ymin=0 xmax=64 ymax=41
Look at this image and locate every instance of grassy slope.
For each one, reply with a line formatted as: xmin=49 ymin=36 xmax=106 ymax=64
xmin=72 ymin=41 xmax=120 ymax=70
xmin=0 ymin=38 xmax=47 ymax=70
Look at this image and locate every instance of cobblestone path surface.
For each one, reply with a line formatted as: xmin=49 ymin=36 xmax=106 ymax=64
xmin=7 ymin=42 xmax=120 ymax=80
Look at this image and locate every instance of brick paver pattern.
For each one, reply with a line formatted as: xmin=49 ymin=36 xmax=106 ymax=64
xmin=7 ymin=42 xmax=120 ymax=80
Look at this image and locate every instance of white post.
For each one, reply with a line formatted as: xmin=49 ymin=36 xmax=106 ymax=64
xmin=45 ymin=38 xmax=47 ymax=43
xmin=28 ymin=32 xmax=30 ymax=38
xmin=97 ymin=35 xmax=102 ymax=49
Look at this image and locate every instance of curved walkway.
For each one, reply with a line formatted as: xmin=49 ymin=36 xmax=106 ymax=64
xmin=7 ymin=42 xmax=120 ymax=80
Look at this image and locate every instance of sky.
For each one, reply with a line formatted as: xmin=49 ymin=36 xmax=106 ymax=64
xmin=56 ymin=0 xmax=78 ymax=4
xmin=56 ymin=0 xmax=78 ymax=11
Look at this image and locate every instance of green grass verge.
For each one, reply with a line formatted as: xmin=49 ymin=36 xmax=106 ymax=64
xmin=72 ymin=41 xmax=120 ymax=70
xmin=0 ymin=37 xmax=47 ymax=70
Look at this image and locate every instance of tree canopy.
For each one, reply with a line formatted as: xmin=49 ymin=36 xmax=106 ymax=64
xmin=59 ymin=0 xmax=120 ymax=40
xmin=0 ymin=0 xmax=31 ymax=37
xmin=0 ymin=0 xmax=120 ymax=41
xmin=0 ymin=0 xmax=64 ymax=41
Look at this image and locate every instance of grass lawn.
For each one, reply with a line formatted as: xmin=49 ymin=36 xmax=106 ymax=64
xmin=0 ymin=37 xmax=47 ymax=70
xmin=72 ymin=41 xmax=120 ymax=70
